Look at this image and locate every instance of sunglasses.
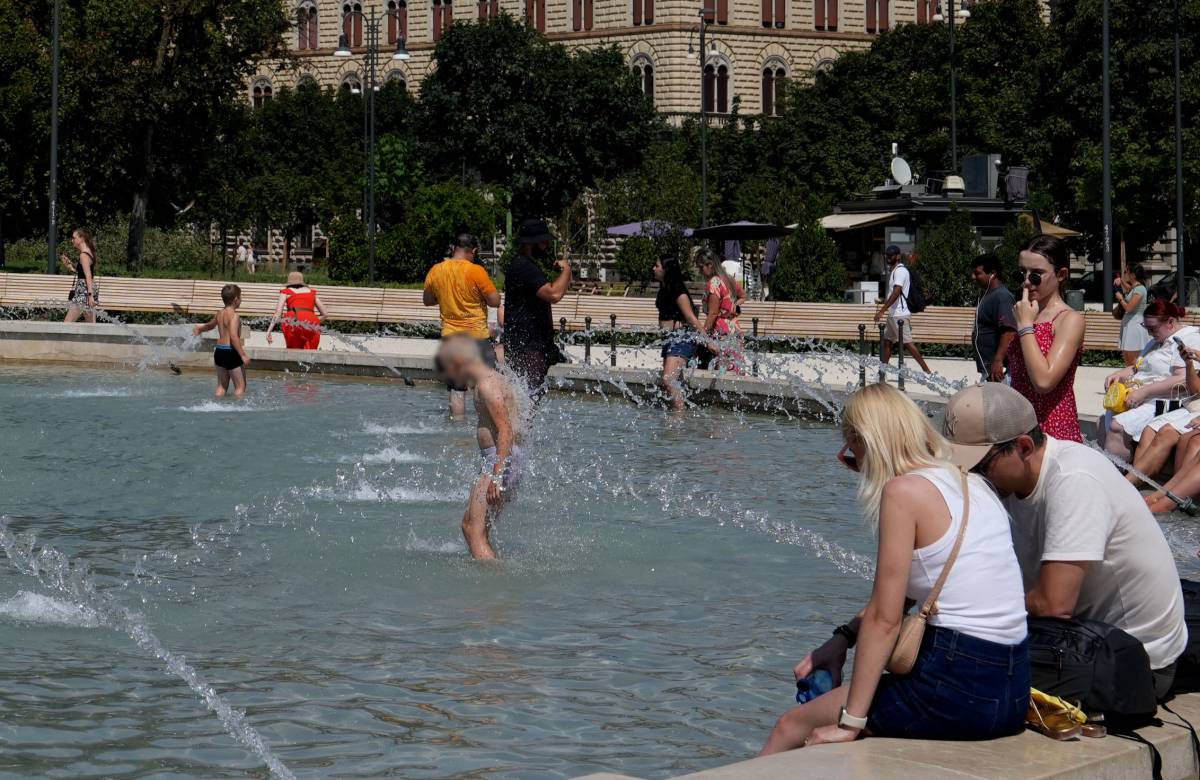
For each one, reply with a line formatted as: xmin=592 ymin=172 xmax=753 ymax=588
xmin=837 ymin=442 xmax=859 ymax=472
xmin=971 ymin=440 xmax=1016 ymax=476
xmin=1018 ymin=268 xmax=1045 ymax=286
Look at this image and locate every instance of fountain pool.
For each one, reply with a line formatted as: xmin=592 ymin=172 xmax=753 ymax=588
xmin=0 ymin=364 xmax=873 ymax=779
xmin=4 ymin=363 xmax=1199 ymax=779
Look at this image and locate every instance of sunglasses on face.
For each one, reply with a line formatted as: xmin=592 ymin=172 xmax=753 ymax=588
xmin=971 ymin=440 xmax=1016 ymax=476
xmin=1018 ymin=268 xmax=1046 ymax=286
xmin=837 ymin=442 xmax=859 ymax=472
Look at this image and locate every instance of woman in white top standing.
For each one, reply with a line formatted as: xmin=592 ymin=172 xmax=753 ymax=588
xmin=761 ymin=383 xmax=1029 ymax=754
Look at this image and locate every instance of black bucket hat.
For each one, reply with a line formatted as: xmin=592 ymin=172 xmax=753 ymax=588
xmin=517 ymin=218 xmax=552 ymax=245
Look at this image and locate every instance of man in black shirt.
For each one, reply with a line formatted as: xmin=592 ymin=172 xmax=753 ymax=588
xmin=970 ymin=253 xmax=1017 ymax=382
xmin=502 ymin=218 xmax=571 ymax=399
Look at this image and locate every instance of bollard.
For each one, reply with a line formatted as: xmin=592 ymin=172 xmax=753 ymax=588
xmin=858 ymin=324 xmax=867 ymax=389
xmin=584 ymin=315 xmax=593 ymax=364
xmin=896 ymin=319 xmax=906 ymax=392
xmin=877 ymin=323 xmax=887 ymax=384
xmin=610 ymin=313 xmax=618 ymax=368
xmin=751 ymin=317 xmax=760 ymax=377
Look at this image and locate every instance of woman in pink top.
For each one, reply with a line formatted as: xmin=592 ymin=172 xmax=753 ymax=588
xmin=1007 ymin=235 xmax=1086 ymax=442
xmin=696 ymin=250 xmax=746 ymax=373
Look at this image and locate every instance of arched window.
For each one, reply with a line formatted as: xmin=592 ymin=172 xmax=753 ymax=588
xmin=297 ymin=74 xmax=319 ymax=89
xmin=297 ymin=2 xmax=318 ymax=50
xmin=631 ymin=57 xmax=654 ymax=103
xmin=916 ymin=0 xmax=936 ymax=22
xmin=703 ymin=62 xmax=729 ymax=114
xmin=814 ymin=0 xmax=837 ymax=29
xmin=632 ymin=0 xmax=653 ymax=24
xmin=761 ymin=63 xmax=786 ymax=116
xmin=387 ymin=0 xmax=408 ymax=42
xmin=478 ymin=0 xmax=499 ymax=17
xmin=341 ymin=73 xmax=362 ymax=94
xmin=865 ymin=0 xmax=887 ymax=32
xmin=762 ymin=0 xmax=784 ymax=27
xmin=342 ymin=1 xmax=363 ymax=46
xmin=432 ymin=0 xmax=452 ymax=40
xmin=574 ymin=0 xmax=594 ymax=29
xmin=251 ymin=80 xmax=274 ymax=108
xmin=525 ymin=0 xmax=546 ymax=31
xmin=815 ymin=58 xmax=835 ymax=73
xmin=386 ymin=70 xmax=408 ymax=90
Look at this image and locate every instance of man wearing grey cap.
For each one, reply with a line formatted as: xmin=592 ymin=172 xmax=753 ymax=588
xmin=942 ymin=382 xmax=1186 ymax=697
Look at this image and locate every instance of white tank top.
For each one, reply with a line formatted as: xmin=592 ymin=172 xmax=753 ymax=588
xmin=907 ymin=467 xmax=1028 ymax=645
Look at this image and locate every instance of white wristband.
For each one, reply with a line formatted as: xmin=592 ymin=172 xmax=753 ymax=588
xmin=838 ymin=706 xmax=868 ymax=730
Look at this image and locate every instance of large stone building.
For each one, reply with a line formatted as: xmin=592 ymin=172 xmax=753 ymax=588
xmin=250 ymin=0 xmax=969 ymax=118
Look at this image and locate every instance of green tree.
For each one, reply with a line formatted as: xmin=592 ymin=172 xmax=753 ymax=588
xmin=770 ymin=213 xmax=848 ymax=303
xmin=912 ymin=207 xmax=980 ymax=307
xmin=417 ymin=14 xmax=657 ymax=216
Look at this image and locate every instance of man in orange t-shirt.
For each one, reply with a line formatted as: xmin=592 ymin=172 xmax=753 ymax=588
xmin=424 ymin=233 xmax=502 ymax=416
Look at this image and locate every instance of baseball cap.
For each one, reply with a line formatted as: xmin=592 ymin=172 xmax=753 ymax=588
xmin=884 ymin=244 xmax=902 ymax=256
xmin=941 ymin=383 xmax=1039 ymax=469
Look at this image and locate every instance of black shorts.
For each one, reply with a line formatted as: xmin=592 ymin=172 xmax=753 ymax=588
xmin=438 ymin=338 xmax=497 ymax=392
xmin=214 ymin=345 xmax=244 ymax=371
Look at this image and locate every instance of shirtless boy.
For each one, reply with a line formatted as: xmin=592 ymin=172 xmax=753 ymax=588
xmin=436 ymin=335 xmax=525 ymax=560
xmin=193 ymin=284 xmax=251 ymax=398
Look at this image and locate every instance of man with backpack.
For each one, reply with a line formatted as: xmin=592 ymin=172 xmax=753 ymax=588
xmin=873 ymin=245 xmax=931 ymax=374
xmin=943 ymin=382 xmax=1187 ymax=703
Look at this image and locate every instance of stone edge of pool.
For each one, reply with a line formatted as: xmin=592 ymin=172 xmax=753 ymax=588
xmin=0 ymin=320 xmax=1187 ymax=777
xmin=0 ymin=321 xmax=1102 ymax=432
xmin=575 ymin=687 xmax=1200 ymax=779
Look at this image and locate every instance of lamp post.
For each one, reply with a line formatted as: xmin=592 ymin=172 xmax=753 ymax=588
xmin=933 ymin=0 xmax=969 ymax=172
xmin=1173 ymin=0 xmax=1186 ymax=305
xmin=687 ymin=7 xmax=715 ymax=228
xmin=336 ymin=7 xmax=409 ymax=285
xmin=47 ymin=0 xmax=62 ymax=274
xmin=1101 ymin=0 xmax=1113 ymax=312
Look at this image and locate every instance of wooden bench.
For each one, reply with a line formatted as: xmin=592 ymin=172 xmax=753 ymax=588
xmin=0 ymin=272 xmax=1186 ymax=352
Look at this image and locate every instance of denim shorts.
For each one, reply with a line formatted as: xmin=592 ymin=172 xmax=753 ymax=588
xmin=868 ymin=625 xmax=1030 ymax=740
xmin=661 ymin=330 xmax=698 ymax=360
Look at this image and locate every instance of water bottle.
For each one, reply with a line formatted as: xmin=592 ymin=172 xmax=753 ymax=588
xmin=795 ymin=669 xmax=835 ymax=704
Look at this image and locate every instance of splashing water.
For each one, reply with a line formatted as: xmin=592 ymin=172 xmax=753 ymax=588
xmin=0 ymin=517 xmax=296 ymax=780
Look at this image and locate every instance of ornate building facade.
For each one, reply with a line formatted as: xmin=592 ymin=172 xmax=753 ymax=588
xmin=249 ymin=0 xmax=991 ymax=118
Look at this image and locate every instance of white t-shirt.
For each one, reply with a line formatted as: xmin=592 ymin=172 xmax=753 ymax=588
xmin=236 ymin=245 xmax=247 ymax=264
xmin=1003 ymin=437 xmax=1187 ymax=669
xmin=887 ymin=264 xmax=911 ymax=318
xmin=908 ymin=468 xmax=1028 ymax=645
xmin=1133 ymin=325 xmax=1200 ymax=383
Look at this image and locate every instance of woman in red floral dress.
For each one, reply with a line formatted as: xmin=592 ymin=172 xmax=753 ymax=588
xmin=1007 ymin=235 xmax=1087 ymax=442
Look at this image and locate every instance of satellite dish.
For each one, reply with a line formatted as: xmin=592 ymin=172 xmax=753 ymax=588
xmin=890 ymin=157 xmax=913 ymax=186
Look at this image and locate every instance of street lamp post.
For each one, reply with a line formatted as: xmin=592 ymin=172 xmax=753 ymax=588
xmin=1101 ymin=0 xmax=1114 ymax=311
xmin=336 ymin=7 xmax=409 ymax=285
xmin=688 ymin=7 xmax=714 ymax=228
xmin=934 ymin=0 xmax=969 ymax=172
xmin=1173 ymin=0 xmax=1186 ymax=305
xmin=47 ymin=0 xmax=62 ymax=274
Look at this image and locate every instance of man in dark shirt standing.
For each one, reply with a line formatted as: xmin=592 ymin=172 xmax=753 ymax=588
xmin=502 ymin=218 xmax=571 ymax=399
xmin=970 ymin=253 xmax=1017 ymax=382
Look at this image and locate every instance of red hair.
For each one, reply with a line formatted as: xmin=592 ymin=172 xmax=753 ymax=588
xmin=1144 ymin=299 xmax=1187 ymax=320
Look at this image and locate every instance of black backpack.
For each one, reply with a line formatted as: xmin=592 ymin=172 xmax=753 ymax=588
xmin=902 ymin=266 xmax=927 ymax=313
xmin=1028 ymin=616 xmax=1158 ymax=726
xmin=1172 ymin=579 xmax=1200 ymax=693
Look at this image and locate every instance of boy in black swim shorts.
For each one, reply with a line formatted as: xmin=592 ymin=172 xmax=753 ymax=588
xmin=193 ymin=284 xmax=251 ymax=398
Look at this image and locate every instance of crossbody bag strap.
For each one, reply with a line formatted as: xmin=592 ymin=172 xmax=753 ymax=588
xmin=919 ymin=467 xmax=971 ymax=619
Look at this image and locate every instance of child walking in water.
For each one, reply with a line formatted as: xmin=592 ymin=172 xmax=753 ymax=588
xmin=193 ymin=284 xmax=251 ymax=398
xmin=436 ymin=335 xmax=525 ymax=560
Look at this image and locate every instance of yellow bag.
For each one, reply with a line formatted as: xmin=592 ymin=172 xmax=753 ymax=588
xmin=1103 ymin=382 xmax=1132 ymax=413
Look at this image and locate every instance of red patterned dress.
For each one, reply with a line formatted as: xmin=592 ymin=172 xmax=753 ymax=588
xmin=1006 ymin=310 xmax=1083 ymax=442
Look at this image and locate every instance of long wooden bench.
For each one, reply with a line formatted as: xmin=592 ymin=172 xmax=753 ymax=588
xmin=0 ymin=272 xmax=1178 ymax=351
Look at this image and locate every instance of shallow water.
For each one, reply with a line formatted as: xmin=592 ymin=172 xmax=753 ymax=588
xmin=0 ymin=365 xmax=873 ymax=779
